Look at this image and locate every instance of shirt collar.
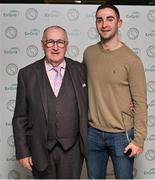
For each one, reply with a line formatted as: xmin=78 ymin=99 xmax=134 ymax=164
xmin=45 ymin=59 xmax=66 ymax=72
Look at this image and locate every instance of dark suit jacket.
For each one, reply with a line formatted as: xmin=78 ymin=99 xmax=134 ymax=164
xmin=12 ymin=57 xmax=88 ymax=171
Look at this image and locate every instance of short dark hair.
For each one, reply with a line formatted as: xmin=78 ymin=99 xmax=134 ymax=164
xmin=96 ymin=4 xmax=120 ymax=19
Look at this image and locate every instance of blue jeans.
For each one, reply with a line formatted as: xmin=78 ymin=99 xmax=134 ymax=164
xmin=88 ymin=127 xmax=134 ymax=179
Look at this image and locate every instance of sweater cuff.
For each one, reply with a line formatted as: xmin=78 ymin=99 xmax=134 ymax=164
xmin=132 ymin=136 xmax=145 ymax=149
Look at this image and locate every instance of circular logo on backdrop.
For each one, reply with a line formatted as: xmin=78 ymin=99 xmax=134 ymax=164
xmin=67 ymin=45 xmax=79 ymax=58
xmin=87 ymin=27 xmax=99 ymax=40
xmin=146 ymin=46 xmax=155 ymax=58
xmin=26 ymin=45 xmax=38 ymax=57
xmin=8 ymin=170 xmax=20 ymax=179
xmin=127 ymin=28 xmax=139 ymax=40
xmin=6 ymin=99 xmax=16 ymax=112
xmin=7 ymin=135 xmax=14 ymax=147
xmin=6 ymin=63 xmax=18 ymax=76
xmin=147 ymin=81 xmax=155 ymax=92
xmin=67 ymin=8 xmax=79 ymax=21
xmin=25 ymin=8 xmax=38 ymax=20
xmin=147 ymin=10 xmax=155 ymax=22
xmin=148 ymin=115 xmax=155 ymax=127
xmin=145 ymin=149 xmax=155 ymax=161
xmin=5 ymin=26 xmax=18 ymax=39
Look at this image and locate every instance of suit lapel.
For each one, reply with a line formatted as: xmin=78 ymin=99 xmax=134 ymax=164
xmin=36 ymin=59 xmax=48 ymax=121
xmin=66 ymin=58 xmax=82 ymax=115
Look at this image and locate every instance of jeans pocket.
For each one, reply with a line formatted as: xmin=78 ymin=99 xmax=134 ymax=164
xmin=114 ymin=133 xmax=129 ymax=156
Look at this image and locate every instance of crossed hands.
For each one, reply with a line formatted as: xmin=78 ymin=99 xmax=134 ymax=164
xmin=19 ymin=156 xmax=33 ymax=171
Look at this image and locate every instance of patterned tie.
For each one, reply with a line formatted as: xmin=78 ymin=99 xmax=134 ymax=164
xmin=53 ymin=66 xmax=63 ymax=97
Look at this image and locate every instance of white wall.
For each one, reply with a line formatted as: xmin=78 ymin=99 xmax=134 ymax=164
xmin=0 ymin=4 xmax=155 ymax=179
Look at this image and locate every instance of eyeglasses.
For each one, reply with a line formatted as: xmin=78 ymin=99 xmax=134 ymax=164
xmin=42 ymin=39 xmax=68 ymax=48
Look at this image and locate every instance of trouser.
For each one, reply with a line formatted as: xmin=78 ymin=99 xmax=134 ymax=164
xmin=88 ymin=127 xmax=134 ymax=179
xmin=32 ymin=141 xmax=83 ymax=179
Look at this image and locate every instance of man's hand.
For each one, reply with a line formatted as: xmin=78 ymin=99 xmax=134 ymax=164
xmin=124 ymin=143 xmax=143 ymax=158
xmin=18 ymin=156 xmax=33 ymax=171
xmin=129 ymin=100 xmax=135 ymax=113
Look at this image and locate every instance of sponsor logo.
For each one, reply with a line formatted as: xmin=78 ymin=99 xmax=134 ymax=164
xmin=7 ymin=135 xmax=15 ymax=147
xmin=45 ymin=10 xmax=60 ymax=17
xmin=6 ymin=99 xmax=16 ymax=112
xmin=145 ymin=30 xmax=155 ymax=37
xmin=8 ymin=170 xmax=20 ymax=179
xmin=146 ymin=46 xmax=155 ymax=58
xmin=68 ymin=29 xmax=81 ymax=36
xmin=2 ymin=10 xmax=19 ymax=17
xmin=6 ymin=63 xmax=18 ymax=76
xmin=148 ymin=100 xmax=155 ymax=107
xmin=147 ymin=10 xmax=155 ymax=22
xmin=26 ymin=45 xmax=38 ymax=57
xmin=67 ymin=45 xmax=79 ymax=58
xmin=6 ymin=122 xmax=12 ymax=126
xmin=5 ymin=83 xmax=17 ymax=91
xmin=127 ymin=27 xmax=139 ymax=40
xmin=25 ymin=8 xmax=38 ymax=20
xmin=147 ymin=81 xmax=155 ymax=93
xmin=67 ymin=8 xmax=79 ymax=21
xmin=6 ymin=155 xmax=16 ymax=161
xmin=144 ymin=168 xmax=155 ymax=175
xmin=5 ymin=26 xmax=18 ymax=39
xmin=145 ymin=65 xmax=155 ymax=72
xmin=86 ymin=11 xmax=96 ymax=18
xmin=4 ymin=47 xmax=20 ymax=54
xmin=146 ymin=134 xmax=155 ymax=141
xmin=24 ymin=28 xmax=40 ymax=36
xmin=87 ymin=27 xmax=99 ymax=40
xmin=148 ymin=115 xmax=155 ymax=127
xmin=132 ymin=48 xmax=141 ymax=55
xmin=145 ymin=149 xmax=155 ymax=161
xmin=126 ymin=11 xmax=141 ymax=19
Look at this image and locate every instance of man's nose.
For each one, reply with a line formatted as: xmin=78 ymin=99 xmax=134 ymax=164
xmin=52 ymin=42 xmax=59 ymax=50
xmin=102 ymin=21 xmax=107 ymax=28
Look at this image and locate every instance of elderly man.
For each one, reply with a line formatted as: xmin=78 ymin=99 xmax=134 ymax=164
xmin=12 ymin=25 xmax=88 ymax=179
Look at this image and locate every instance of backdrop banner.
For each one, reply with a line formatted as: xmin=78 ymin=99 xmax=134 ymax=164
xmin=0 ymin=4 xmax=155 ymax=179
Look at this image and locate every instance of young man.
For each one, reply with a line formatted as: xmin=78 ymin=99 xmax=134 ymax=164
xmin=83 ymin=4 xmax=147 ymax=179
xmin=12 ymin=25 xmax=88 ymax=179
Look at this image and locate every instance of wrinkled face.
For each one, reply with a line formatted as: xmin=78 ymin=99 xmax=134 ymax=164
xmin=96 ymin=8 xmax=122 ymax=42
xmin=42 ymin=27 xmax=68 ymax=66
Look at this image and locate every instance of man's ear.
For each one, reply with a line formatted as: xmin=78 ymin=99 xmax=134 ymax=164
xmin=41 ymin=40 xmax=44 ymax=50
xmin=118 ymin=19 xmax=122 ymax=28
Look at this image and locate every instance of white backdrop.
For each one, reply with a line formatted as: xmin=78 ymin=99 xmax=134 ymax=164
xmin=0 ymin=4 xmax=155 ymax=179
